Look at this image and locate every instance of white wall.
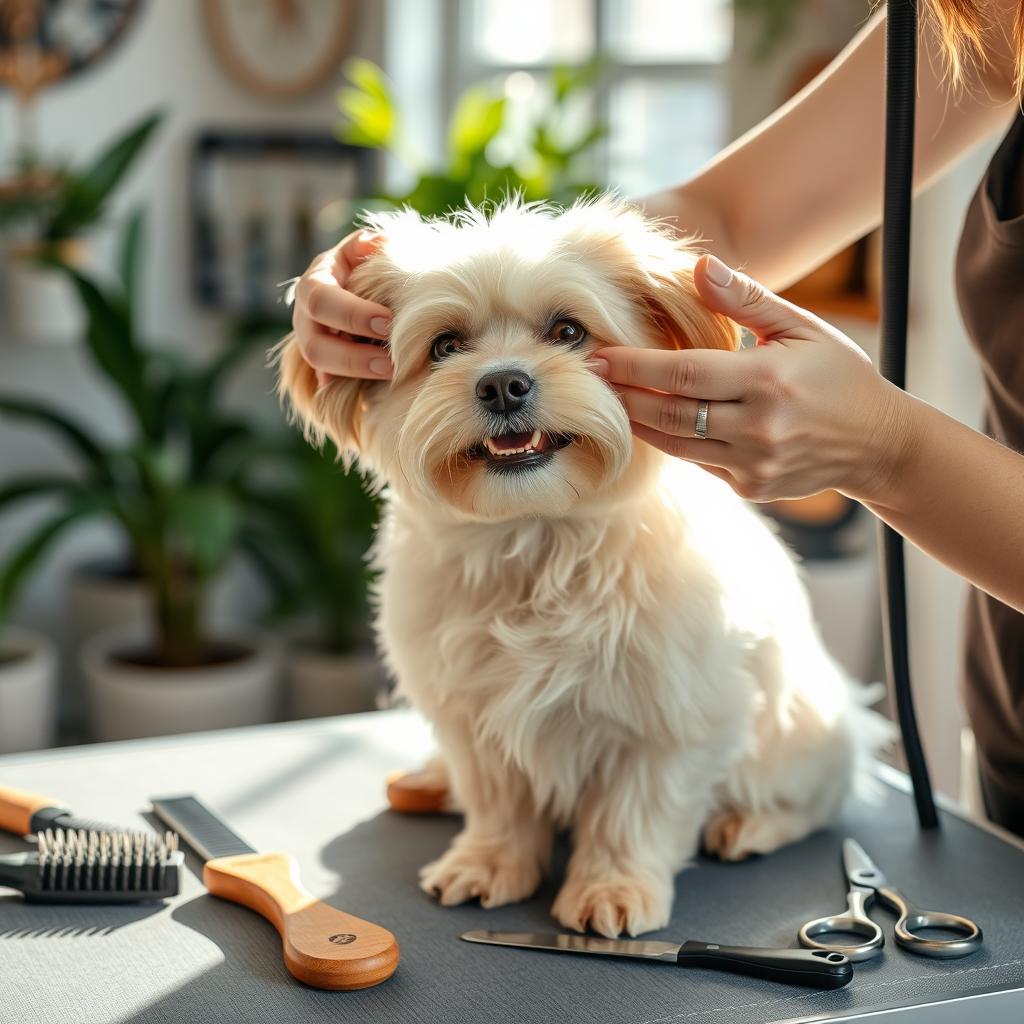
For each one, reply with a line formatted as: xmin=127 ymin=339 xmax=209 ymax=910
xmin=0 ymin=2 xmax=383 ymax=664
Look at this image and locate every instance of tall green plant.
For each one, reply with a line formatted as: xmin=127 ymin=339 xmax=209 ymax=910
xmin=0 ymin=215 xmax=272 ymax=667
xmin=336 ymin=58 xmax=606 ymax=214
xmin=241 ymin=435 xmax=380 ymax=655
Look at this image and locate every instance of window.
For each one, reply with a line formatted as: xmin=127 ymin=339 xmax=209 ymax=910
xmin=386 ymin=0 xmax=733 ymax=197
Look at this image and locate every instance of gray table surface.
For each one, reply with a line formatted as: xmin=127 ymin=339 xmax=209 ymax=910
xmin=1 ymin=709 xmax=1022 ymax=1024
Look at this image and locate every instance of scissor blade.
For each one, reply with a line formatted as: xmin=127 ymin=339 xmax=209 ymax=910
xmin=842 ymin=838 xmax=888 ymax=890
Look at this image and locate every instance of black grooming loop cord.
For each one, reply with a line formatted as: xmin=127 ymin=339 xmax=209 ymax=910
xmin=882 ymin=0 xmax=939 ymax=828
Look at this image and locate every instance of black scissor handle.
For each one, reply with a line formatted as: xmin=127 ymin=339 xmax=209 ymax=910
xmin=879 ymin=886 xmax=983 ymax=959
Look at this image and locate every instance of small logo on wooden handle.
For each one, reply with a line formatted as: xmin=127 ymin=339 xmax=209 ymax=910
xmin=329 ymin=933 xmax=357 ymax=945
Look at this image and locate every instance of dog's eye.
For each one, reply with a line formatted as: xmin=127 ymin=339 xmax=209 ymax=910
xmin=549 ymin=319 xmax=587 ymax=347
xmin=430 ymin=333 xmax=464 ymax=361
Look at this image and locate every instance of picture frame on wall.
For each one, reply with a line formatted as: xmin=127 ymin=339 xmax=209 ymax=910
xmin=190 ymin=130 xmax=375 ymax=316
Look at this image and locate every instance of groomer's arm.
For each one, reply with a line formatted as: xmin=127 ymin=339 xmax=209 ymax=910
xmin=643 ymin=7 xmax=1018 ymax=290
xmin=862 ymin=397 xmax=1024 ymax=614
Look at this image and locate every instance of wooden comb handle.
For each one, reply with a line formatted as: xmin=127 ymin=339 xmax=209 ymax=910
xmin=204 ymin=851 xmax=399 ymax=990
xmin=0 ymin=784 xmax=65 ymax=836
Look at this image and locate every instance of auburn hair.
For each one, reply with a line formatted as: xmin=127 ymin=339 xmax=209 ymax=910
xmin=925 ymin=0 xmax=1024 ymax=92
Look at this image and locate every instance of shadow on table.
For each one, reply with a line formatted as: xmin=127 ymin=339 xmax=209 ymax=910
xmin=0 ymin=895 xmax=163 ymax=938
xmin=108 ymin=810 xmax=463 ymax=1023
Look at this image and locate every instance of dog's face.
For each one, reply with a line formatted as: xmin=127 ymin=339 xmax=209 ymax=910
xmin=278 ymin=198 xmax=738 ymax=522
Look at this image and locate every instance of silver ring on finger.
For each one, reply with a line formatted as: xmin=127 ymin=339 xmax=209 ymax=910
xmin=694 ymin=400 xmax=710 ymax=440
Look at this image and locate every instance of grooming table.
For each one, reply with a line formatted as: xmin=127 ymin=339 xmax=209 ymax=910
xmin=1 ymin=710 xmax=1022 ymax=1024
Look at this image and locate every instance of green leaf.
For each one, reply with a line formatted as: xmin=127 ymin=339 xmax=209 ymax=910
xmin=0 ymin=397 xmax=112 ymax=480
xmin=399 ymin=173 xmax=469 ymax=217
xmin=0 ymin=477 xmax=82 ymax=514
xmin=346 ymin=57 xmax=393 ymax=102
xmin=448 ymin=85 xmax=506 ymax=166
xmin=166 ymin=487 xmax=241 ymax=577
xmin=337 ymin=61 xmax=396 ymax=150
xmin=45 ymin=111 xmax=163 ymax=240
xmin=551 ymin=55 xmax=606 ymax=102
xmin=0 ymin=498 xmax=102 ymax=618
xmin=337 ymin=58 xmax=397 ymax=148
xmin=119 ymin=207 xmax=145 ymax=319
xmin=61 ymin=269 xmax=156 ymax=439
xmin=337 ymin=91 xmax=396 ymax=149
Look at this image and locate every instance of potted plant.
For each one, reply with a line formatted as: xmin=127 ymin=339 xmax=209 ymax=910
xmin=0 ymin=112 xmax=161 ymax=343
xmin=241 ymin=435 xmax=383 ymax=719
xmin=0 ymin=612 xmax=58 ymax=754
xmin=335 ymin=57 xmax=605 ymax=217
xmin=0 ymin=217 xmax=280 ymax=742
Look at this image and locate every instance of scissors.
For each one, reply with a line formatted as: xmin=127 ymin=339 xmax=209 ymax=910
xmin=798 ymin=838 xmax=982 ymax=962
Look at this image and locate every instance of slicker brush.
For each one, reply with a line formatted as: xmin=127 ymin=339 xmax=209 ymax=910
xmin=0 ymin=829 xmax=182 ymax=903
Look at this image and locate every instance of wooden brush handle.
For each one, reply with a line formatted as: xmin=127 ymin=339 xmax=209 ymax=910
xmin=0 ymin=784 xmax=65 ymax=836
xmin=204 ymin=851 xmax=399 ymax=990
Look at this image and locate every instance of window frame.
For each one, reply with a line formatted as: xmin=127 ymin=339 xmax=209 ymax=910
xmin=439 ymin=0 xmax=734 ymax=191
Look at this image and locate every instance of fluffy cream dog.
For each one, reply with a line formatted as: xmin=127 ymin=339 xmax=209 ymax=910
xmin=277 ymin=197 xmax=886 ymax=938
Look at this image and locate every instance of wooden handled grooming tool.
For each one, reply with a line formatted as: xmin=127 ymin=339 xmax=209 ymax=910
xmin=0 ymin=783 xmax=121 ymax=837
xmin=151 ymin=794 xmax=398 ymax=991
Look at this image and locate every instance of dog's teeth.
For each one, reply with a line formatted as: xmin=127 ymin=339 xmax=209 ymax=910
xmin=482 ymin=432 xmax=546 ymax=457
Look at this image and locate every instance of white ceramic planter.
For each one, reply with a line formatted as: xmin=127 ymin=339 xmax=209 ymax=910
xmin=0 ymin=626 xmax=58 ymax=754
xmin=82 ymin=626 xmax=280 ymax=742
xmin=286 ymin=647 xmax=385 ymax=720
xmin=66 ymin=562 xmax=152 ymax=651
xmin=2 ymin=246 xmax=84 ymax=344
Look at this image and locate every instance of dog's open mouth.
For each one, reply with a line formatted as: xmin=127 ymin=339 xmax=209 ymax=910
xmin=469 ymin=430 xmax=573 ymax=473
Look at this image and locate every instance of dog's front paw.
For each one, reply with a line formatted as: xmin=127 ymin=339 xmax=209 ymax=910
xmin=419 ymin=845 xmax=541 ymax=909
xmin=552 ymin=871 xmax=672 ymax=938
xmin=703 ymin=808 xmax=807 ymax=861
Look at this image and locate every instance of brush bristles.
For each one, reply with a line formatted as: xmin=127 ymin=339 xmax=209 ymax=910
xmin=36 ymin=829 xmax=180 ymax=893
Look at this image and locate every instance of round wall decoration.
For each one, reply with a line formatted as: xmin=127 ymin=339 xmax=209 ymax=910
xmin=0 ymin=0 xmax=143 ymax=93
xmin=204 ymin=0 xmax=356 ymax=100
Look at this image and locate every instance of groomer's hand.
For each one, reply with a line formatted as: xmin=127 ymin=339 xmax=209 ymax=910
xmin=593 ymin=255 xmax=914 ymax=503
xmin=291 ymin=230 xmax=394 ymax=386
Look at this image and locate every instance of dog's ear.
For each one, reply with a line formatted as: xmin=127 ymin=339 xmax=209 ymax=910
xmin=273 ymin=249 xmax=397 ymax=461
xmin=557 ymin=198 xmax=740 ymax=353
xmin=634 ymin=245 xmax=740 ymax=353
xmin=273 ymin=336 xmax=371 ymax=460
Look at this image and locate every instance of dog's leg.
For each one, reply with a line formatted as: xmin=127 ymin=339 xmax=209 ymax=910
xmin=419 ymin=727 xmax=550 ymax=909
xmin=552 ymin=751 xmax=715 ymax=938
xmin=704 ymin=638 xmax=876 ymax=863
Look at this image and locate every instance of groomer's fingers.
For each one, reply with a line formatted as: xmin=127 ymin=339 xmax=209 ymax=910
xmin=332 ymin=230 xmax=385 ymax=283
xmin=692 ymin=255 xmax=822 ymax=342
xmin=617 ymin=385 xmax=745 ymax=442
xmin=630 ymin=422 xmax=737 ymax=469
xmin=296 ymin=323 xmax=393 ymax=379
xmin=294 ymin=271 xmax=393 ymax=340
xmin=293 ymin=232 xmax=392 ymax=340
xmin=592 ymin=347 xmax=753 ymax=400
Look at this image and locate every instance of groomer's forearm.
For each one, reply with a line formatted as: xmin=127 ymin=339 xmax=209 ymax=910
xmin=641 ymin=7 xmax=1015 ymax=294
xmin=859 ymin=397 xmax=1024 ymax=613
xmin=638 ymin=185 xmax=741 ymax=268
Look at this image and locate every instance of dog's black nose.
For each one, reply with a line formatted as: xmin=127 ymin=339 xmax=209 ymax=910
xmin=475 ymin=369 xmax=533 ymax=413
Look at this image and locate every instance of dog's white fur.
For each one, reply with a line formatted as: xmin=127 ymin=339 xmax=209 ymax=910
xmin=277 ymin=197 xmax=888 ymax=938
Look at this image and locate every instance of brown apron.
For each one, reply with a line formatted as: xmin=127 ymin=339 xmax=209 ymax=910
xmin=955 ymin=113 xmax=1024 ymax=836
